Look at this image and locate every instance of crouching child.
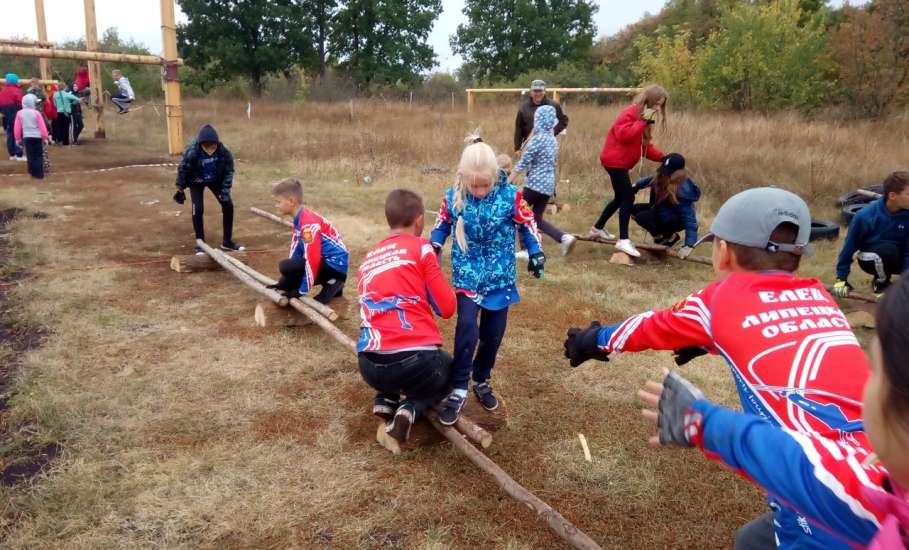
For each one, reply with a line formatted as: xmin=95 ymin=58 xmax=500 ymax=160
xmin=357 ymin=189 xmax=457 ymax=442
xmin=269 ymin=178 xmax=348 ymax=304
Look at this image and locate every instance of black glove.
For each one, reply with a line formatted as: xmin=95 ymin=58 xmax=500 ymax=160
xmin=173 ymin=189 xmax=185 ymax=204
xmin=563 ymin=321 xmax=610 ymax=367
xmin=528 ymin=251 xmax=546 ymax=279
xmin=432 ymin=243 xmax=442 ymax=259
xmin=673 ymin=346 xmax=709 ymax=366
xmin=657 ymin=371 xmax=705 ymax=447
xmin=219 ymin=190 xmax=232 ymax=204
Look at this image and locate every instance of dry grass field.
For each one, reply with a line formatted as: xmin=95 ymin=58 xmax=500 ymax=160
xmin=0 ymin=98 xmax=901 ymax=549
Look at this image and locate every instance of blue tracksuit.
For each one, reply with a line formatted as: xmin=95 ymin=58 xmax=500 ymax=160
xmin=836 ymin=198 xmax=909 ymax=280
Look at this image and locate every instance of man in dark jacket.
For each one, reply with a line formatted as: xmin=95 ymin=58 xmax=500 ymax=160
xmin=513 ymin=79 xmax=568 ymax=153
xmin=173 ymin=124 xmax=244 ymax=253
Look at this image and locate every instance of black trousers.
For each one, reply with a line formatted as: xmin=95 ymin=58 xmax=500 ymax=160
xmin=275 ymin=257 xmax=346 ymax=304
xmin=631 ymin=203 xmax=683 ymax=238
xmin=1 ymin=105 xmax=22 ymax=157
xmin=189 ymin=182 xmax=233 ymax=243
xmin=522 ymin=187 xmax=564 ymax=243
xmin=23 ymin=138 xmax=44 ymax=179
xmin=70 ymin=103 xmax=84 ymax=144
xmin=594 ymin=167 xmax=633 ymax=239
xmin=358 ymin=349 xmax=452 ymax=417
xmin=734 ymin=512 xmax=775 ymax=550
xmin=857 ymin=241 xmax=902 ymax=281
xmin=52 ymin=113 xmax=71 ymax=145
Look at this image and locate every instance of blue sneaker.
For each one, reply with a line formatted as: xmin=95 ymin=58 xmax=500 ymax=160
xmin=472 ymin=382 xmax=499 ymax=411
xmin=438 ymin=393 xmax=466 ymax=426
xmin=385 ymin=403 xmax=415 ymax=442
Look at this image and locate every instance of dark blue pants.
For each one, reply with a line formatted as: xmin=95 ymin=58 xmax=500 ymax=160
xmin=450 ymin=293 xmax=509 ymax=390
xmin=1 ymin=105 xmax=22 ymax=157
xmin=23 ymin=138 xmax=44 ymax=179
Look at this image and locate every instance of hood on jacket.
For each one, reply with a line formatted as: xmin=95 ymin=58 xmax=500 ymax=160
xmin=4 ymin=73 xmax=18 ymax=85
xmin=197 ymin=124 xmax=220 ymax=145
xmin=533 ymin=105 xmax=557 ymax=133
xmin=22 ymin=94 xmax=37 ymax=109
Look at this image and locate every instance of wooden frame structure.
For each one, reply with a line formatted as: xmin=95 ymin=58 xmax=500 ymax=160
xmin=1 ymin=0 xmax=184 ymax=154
xmin=465 ymin=87 xmax=642 ymax=113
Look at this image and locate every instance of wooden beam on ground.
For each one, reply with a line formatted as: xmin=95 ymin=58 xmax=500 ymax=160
xmin=0 ymin=45 xmax=182 ymax=66
xmin=195 ymin=240 xmax=288 ymax=306
xmin=288 ymin=297 xmax=357 ymax=348
xmin=83 ymin=0 xmax=105 ymax=139
xmin=33 ymin=0 xmax=51 ymax=80
xmin=574 ymin=235 xmax=713 ymax=266
xmin=427 ymin=415 xmax=602 ymax=550
xmin=250 ymin=206 xmax=294 ymax=228
xmin=170 ymin=252 xmax=245 ymax=273
xmin=824 ymin=284 xmax=879 ymax=304
xmin=160 ymin=0 xmax=184 ymax=155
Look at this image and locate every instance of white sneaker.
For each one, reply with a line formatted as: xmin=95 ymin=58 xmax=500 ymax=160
xmin=14 ymin=156 xmax=26 ymax=162
xmin=9 ymin=156 xmax=16 ymax=161
xmin=588 ymin=227 xmax=615 ymax=240
xmin=615 ymin=239 xmax=641 ymax=258
xmin=515 ymin=250 xmax=530 ymax=261
xmin=560 ymin=234 xmax=576 ymax=256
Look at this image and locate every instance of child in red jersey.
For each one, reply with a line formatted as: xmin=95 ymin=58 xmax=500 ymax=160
xmin=565 ymin=187 xmax=872 ymax=549
xmin=357 ymin=189 xmax=457 ymax=442
xmin=269 ymin=178 xmax=349 ymax=304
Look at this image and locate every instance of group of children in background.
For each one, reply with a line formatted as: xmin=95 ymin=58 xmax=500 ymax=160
xmin=0 ymin=67 xmax=136 ymax=179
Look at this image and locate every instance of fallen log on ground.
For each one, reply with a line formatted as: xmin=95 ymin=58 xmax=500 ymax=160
xmin=250 ymin=206 xmax=294 ymax=228
xmin=573 ymin=234 xmax=712 ymax=266
xmin=195 ymin=240 xmax=288 ymax=306
xmin=824 ymin=284 xmax=879 ymax=304
xmin=170 ymin=251 xmax=245 ymax=273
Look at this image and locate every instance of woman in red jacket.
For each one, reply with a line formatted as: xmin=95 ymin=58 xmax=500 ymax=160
xmin=590 ymin=85 xmax=668 ymax=257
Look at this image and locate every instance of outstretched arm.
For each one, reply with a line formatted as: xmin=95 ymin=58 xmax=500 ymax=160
xmin=429 ymin=195 xmax=454 ymax=249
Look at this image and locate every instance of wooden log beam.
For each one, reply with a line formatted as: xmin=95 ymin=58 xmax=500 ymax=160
xmin=0 ymin=45 xmax=182 ymax=65
xmin=574 ymin=234 xmax=713 ymax=266
xmin=427 ymin=416 xmax=602 ymax=550
xmin=170 ymin=252 xmax=246 ymax=273
xmin=0 ymin=38 xmax=52 ymax=48
xmin=426 ymin=410 xmax=492 ymax=449
xmin=83 ymin=0 xmax=106 ymax=139
xmin=288 ymin=297 xmax=357 ymax=348
xmin=195 ymin=240 xmax=288 ymax=306
xmin=250 ymin=206 xmax=294 ymax=228
xmin=33 ymin=0 xmax=51 ymax=80
xmin=824 ymin=284 xmax=879 ymax=304
xmin=254 ymin=302 xmax=312 ymax=328
xmin=160 ymin=0 xmax=184 ymax=155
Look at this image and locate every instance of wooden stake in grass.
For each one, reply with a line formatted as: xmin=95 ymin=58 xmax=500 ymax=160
xmin=250 ymin=206 xmax=294 ymax=229
xmin=578 ymin=434 xmax=592 ymax=463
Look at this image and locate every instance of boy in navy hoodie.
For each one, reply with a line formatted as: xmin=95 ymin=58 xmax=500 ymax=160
xmin=834 ymin=171 xmax=909 ymax=296
xmin=174 ymin=125 xmax=244 ymax=253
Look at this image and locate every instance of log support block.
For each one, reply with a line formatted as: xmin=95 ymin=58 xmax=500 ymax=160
xmin=254 ymin=302 xmax=313 ymax=327
xmin=608 ymin=249 xmax=666 ymax=266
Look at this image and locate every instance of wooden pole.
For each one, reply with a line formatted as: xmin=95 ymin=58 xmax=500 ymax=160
xmin=83 ymin=0 xmax=105 ymax=139
xmin=160 ymin=0 xmax=184 ymax=156
xmin=552 ymin=90 xmax=560 ymax=103
xmin=0 ymin=37 xmax=52 ymax=49
xmin=0 ymin=45 xmax=180 ymax=65
xmin=573 ymin=235 xmax=713 ymax=266
xmin=195 ymin=240 xmax=289 ymax=306
xmin=467 ymin=90 xmax=475 ymax=113
xmin=428 ymin=416 xmax=602 ymax=549
xmin=33 ymin=0 xmax=50 ymax=80
xmin=250 ymin=206 xmax=294 ymax=228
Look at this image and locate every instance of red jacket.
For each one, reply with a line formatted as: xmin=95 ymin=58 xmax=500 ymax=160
xmin=357 ymin=233 xmax=456 ymax=353
xmin=599 ymin=103 xmax=664 ymax=170
xmin=74 ymin=68 xmax=90 ymax=92
xmin=0 ymin=84 xmax=23 ymax=108
xmin=44 ymin=86 xmax=58 ymax=120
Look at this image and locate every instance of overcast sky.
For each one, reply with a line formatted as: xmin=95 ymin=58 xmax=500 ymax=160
xmin=1 ymin=0 xmax=865 ymax=73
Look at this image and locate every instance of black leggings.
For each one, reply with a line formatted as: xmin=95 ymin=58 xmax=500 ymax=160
xmin=594 ymin=168 xmax=633 ymax=239
xmin=23 ymin=138 xmax=44 ymax=179
xmin=631 ymin=203 xmax=683 ymax=239
xmin=275 ymin=257 xmax=347 ymax=304
xmin=190 ymin=182 xmax=233 ymax=243
xmin=522 ymin=187 xmax=564 ymax=243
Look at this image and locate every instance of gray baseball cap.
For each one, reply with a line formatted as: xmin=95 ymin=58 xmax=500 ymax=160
xmin=694 ymin=187 xmax=813 ymax=255
xmin=530 ymin=79 xmax=546 ymax=91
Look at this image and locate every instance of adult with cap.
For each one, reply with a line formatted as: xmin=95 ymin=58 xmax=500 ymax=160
xmin=629 ymin=152 xmax=701 ymax=258
xmin=513 ymin=79 xmax=568 ymax=153
xmin=563 ymin=186 xmax=871 ymax=550
xmin=0 ymin=73 xmax=25 ymax=160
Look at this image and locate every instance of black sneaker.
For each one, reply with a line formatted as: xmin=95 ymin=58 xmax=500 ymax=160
xmin=438 ymin=393 xmax=466 ymax=426
xmin=221 ymin=240 xmax=245 ymax=252
xmin=472 ymin=382 xmax=499 ymax=411
xmin=385 ymin=403 xmax=415 ymax=442
xmin=373 ymin=396 xmax=399 ymax=421
xmin=655 ymin=233 xmax=680 ymax=247
xmin=194 ymin=245 xmax=205 ymax=256
xmin=872 ymin=278 xmax=891 ymax=294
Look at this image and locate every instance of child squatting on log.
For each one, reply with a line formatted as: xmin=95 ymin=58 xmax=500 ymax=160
xmin=266 ymin=178 xmax=349 ymax=304
xmin=173 ymin=124 xmax=244 ymax=254
xmin=564 ymin=187 xmax=872 ymax=549
xmin=357 ymin=189 xmax=456 ymax=442
xmin=430 ymin=137 xmax=545 ymax=426
xmin=639 ymin=272 xmax=909 ymax=549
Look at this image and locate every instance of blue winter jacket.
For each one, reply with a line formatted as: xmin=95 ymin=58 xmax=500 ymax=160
xmin=430 ymin=176 xmax=542 ymax=295
xmin=514 ymin=105 xmax=558 ymax=196
xmin=633 ymin=175 xmax=701 ymax=247
xmin=836 ymin=198 xmax=909 ymax=280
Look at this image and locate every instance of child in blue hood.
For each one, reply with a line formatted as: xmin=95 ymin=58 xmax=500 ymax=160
xmin=630 ymin=153 xmax=701 ymax=258
xmin=509 ymin=105 xmax=576 ymax=256
xmin=174 ymin=124 xmax=244 ymax=253
xmin=431 ymin=138 xmax=544 ymax=425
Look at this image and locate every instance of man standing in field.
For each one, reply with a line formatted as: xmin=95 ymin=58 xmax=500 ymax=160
xmin=513 ymin=79 xmax=568 ymax=154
